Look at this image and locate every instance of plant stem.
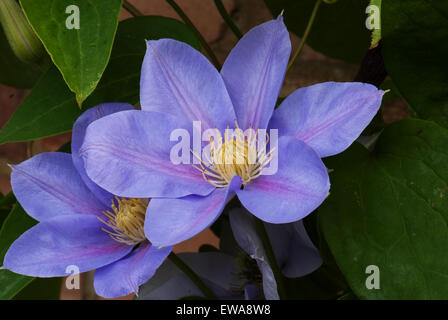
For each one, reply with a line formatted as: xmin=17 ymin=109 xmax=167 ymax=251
xmin=168 ymin=252 xmax=217 ymax=299
xmin=166 ymin=0 xmax=221 ymax=70
xmin=254 ymin=217 xmax=288 ymax=299
xmin=286 ymin=0 xmax=322 ymax=72
xmin=81 ymin=270 xmax=97 ymax=300
xmin=213 ymin=0 xmax=242 ymax=39
xmin=25 ymin=141 xmax=34 ymax=158
xmin=123 ymin=0 xmax=143 ymax=17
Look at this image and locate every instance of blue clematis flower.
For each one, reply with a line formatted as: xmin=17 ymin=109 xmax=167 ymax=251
xmin=80 ymin=17 xmax=384 ymax=248
xmin=137 ymin=251 xmax=247 ymax=300
xmin=3 ymin=103 xmax=172 ymax=298
xmin=229 ymin=208 xmax=323 ymax=300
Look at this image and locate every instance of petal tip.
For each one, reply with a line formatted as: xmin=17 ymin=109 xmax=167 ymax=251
xmin=275 ymin=13 xmax=286 ymax=25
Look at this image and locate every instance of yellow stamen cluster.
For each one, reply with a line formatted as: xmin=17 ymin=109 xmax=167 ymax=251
xmin=193 ymin=123 xmax=274 ymax=188
xmin=99 ymin=197 xmax=148 ymax=246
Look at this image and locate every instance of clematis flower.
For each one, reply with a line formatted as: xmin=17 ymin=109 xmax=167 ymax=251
xmin=137 ymin=251 xmax=247 ymax=300
xmin=2 ymin=103 xmax=172 ymax=298
xmin=229 ymin=208 xmax=323 ymax=300
xmin=138 ymin=208 xmax=322 ymax=300
xmin=80 ymin=17 xmax=384 ymax=248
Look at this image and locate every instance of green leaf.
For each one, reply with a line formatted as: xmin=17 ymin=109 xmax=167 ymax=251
xmin=369 ymin=0 xmax=382 ymax=47
xmin=0 ymin=66 xmax=82 ymax=144
xmin=319 ymin=119 xmax=448 ymax=299
xmin=0 ymin=22 xmax=44 ymax=88
xmin=198 ymin=244 xmax=219 ymax=253
xmin=0 ymin=203 xmax=37 ymax=300
xmin=284 ymin=267 xmax=345 ymax=300
xmin=19 ymin=0 xmax=123 ymax=105
xmin=382 ymin=0 xmax=448 ymax=128
xmin=264 ymin=0 xmax=371 ymax=63
xmin=13 ymin=277 xmax=62 ymax=300
xmin=0 ymin=16 xmax=199 ymax=144
xmin=337 ymin=291 xmax=358 ymax=300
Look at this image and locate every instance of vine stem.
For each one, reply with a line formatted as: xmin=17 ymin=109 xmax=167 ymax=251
xmin=166 ymin=0 xmax=221 ymax=70
xmin=81 ymin=270 xmax=97 ymax=300
xmin=122 ymin=0 xmax=143 ymax=17
xmin=254 ymin=217 xmax=288 ymax=299
xmin=213 ymin=0 xmax=242 ymax=39
xmin=286 ymin=0 xmax=322 ymax=72
xmin=168 ymin=252 xmax=217 ymax=299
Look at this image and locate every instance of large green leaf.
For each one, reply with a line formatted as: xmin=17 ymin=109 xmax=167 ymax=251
xmin=319 ymin=119 xmax=448 ymax=299
xmin=0 ymin=66 xmax=82 ymax=144
xmin=0 ymin=203 xmax=37 ymax=300
xmin=264 ymin=0 xmax=371 ymax=63
xmin=13 ymin=277 xmax=62 ymax=300
xmin=382 ymin=0 xmax=448 ymax=128
xmin=19 ymin=0 xmax=123 ymax=105
xmin=0 ymin=23 xmax=44 ymax=88
xmin=0 ymin=16 xmax=199 ymax=144
xmin=369 ymin=0 xmax=382 ymax=47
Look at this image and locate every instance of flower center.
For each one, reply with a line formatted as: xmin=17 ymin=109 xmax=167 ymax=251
xmin=99 ymin=197 xmax=148 ymax=245
xmin=193 ymin=124 xmax=274 ymax=188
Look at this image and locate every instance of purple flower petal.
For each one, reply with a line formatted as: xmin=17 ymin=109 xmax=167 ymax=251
xmin=137 ymin=252 xmax=243 ymax=300
xmin=230 ymin=208 xmax=321 ymax=281
xmin=3 ymin=215 xmax=132 ymax=277
xmin=145 ymin=176 xmax=242 ymax=247
xmin=269 ymin=82 xmax=384 ymax=157
xmin=265 ymin=221 xmax=322 ymax=278
xmin=72 ymin=103 xmax=134 ymax=206
xmin=81 ymin=110 xmax=214 ymax=198
xmin=94 ymin=242 xmax=172 ymax=298
xmin=140 ymin=39 xmax=236 ymax=131
xmin=236 ymin=136 xmax=330 ymax=223
xmin=244 ymin=284 xmax=263 ymax=300
xmin=221 ymin=16 xmax=291 ymax=130
xmin=229 ymin=208 xmax=279 ymax=300
xmin=11 ymin=152 xmax=108 ymax=221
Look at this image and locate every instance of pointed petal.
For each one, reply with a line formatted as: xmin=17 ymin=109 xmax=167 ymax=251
xmin=94 ymin=242 xmax=172 ymax=298
xmin=230 ymin=208 xmax=322 ymax=280
xmin=221 ymin=16 xmax=291 ymax=130
xmin=140 ymin=39 xmax=235 ymax=131
xmin=270 ymin=82 xmax=384 ymax=157
xmin=145 ymin=176 xmax=242 ymax=247
xmin=11 ymin=152 xmax=108 ymax=221
xmin=265 ymin=221 xmax=322 ymax=278
xmin=237 ymin=136 xmax=330 ymax=223
xmin=81 ymin=110 xmax=214 ymax=198
xmin=72 ymin=103 xmax=134 ymax=206
xmin=3 ymin=215 xmax=132 ymax=277
xmin=228 ymin=208 xmax=279 ymax=300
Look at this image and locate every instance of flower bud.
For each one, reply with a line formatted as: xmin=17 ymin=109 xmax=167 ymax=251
xmin=0 ymin=0 xmax=44 ymax=64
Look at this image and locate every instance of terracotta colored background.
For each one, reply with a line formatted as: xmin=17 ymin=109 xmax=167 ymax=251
xmin=0 ymin=0 xmax=409 ymax=299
